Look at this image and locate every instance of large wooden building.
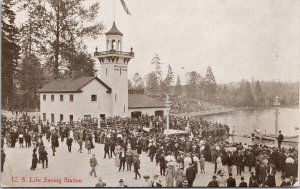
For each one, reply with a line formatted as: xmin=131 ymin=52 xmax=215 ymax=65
xmin=38 ymin=22 xmax=167 ymax=123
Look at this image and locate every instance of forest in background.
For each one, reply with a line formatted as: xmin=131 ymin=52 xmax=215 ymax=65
xmin=2 ymin=0 xmax=299 ymax=112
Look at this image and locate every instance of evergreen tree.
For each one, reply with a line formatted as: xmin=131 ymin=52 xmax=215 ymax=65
xmin=18 ymin=0 xmax=47 ymax=57
xmin=18 ymin=54 xmax=43 ymax=109
xmin=186 ymin=71 xmax=200 ymax=99
xmin=151 ymin=54 xmax=162 ymax=82
xmin=1 ymin=0 xmax=21 ymax=110
xmin=43 ymin=0 xmax=105 ymax=78
xmin=164 ymin=64 xmax=174 ymax=92
xmin=245 ymin=81 xmax=254 ymax=106
xmin=203 ymin=66 xmax=217 ymax=102
xmin=145 ymin=72 xmax=159 ymax=96
xmin=132 ymin=72 xmax=145 ymax=89
xmin=175 ymin=75 xmax=182 ymax=96
xmin=254 ymin=80 xmax=264 ymax=106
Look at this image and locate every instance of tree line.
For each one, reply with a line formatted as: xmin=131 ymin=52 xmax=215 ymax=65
xmin=129 ymin=54 xmax=299 ymax=107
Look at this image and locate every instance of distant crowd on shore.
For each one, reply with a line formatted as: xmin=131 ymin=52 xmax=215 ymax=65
xmin=1 ymin=113 xmax=298 ymax=187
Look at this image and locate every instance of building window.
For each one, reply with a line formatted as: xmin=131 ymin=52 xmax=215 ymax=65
xmin=115 ymin=94 xmax=117 ymax=101
xmin=43 ymin=95 xmax=46 ymax=101
xmin=51 ymin=95 xmax=54 ymax=101
xmin=43 ymin=113 xmax=46 ymax=122
xmin=60 ymin=114 xmax=63 ymax=121
xmin=60 ymin=95 xmax=63 ymax=101
xmin=70 ymin=94 xmax=73 ymax=102
xmin=51 ymin=114 xmax=54 ymax=122
xmin=70 ymin=115 xmax=73 ymax=122
xmin=91 ymin=95 xmax=97 ymax=101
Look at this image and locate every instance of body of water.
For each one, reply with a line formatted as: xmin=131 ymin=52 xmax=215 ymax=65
xmin=204 ymin=108 xmax=299 ymax=146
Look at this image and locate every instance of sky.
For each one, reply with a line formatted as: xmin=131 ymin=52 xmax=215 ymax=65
xmin=15 ymin=0 xmax=300 ymax=84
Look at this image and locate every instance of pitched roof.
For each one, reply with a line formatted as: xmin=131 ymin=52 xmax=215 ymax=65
xmin=38 ymin=77 xmax=111 ymax=93
xmin=105 ymin=21 xmax=123 ymax=36
xmin=128 ymin=94 xmax=166 ymax=109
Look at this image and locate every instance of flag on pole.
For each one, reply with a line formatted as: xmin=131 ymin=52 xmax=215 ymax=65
xmin=120 ymin=0 xmax=131 ymax=15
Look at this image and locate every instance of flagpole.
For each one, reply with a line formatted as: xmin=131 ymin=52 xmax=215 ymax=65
xmin=114 ymin=0 xmax=115 ymax=21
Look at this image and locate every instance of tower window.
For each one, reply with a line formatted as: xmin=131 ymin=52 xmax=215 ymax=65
xmin=60 ymin=94 xmax=63 ymax=101
xmin=120 ymin=69 xmax=121 ymax=75
xmin=106 ymin=68 xmax=107 ymax=76
xmin=60 ymin=114 xmax=63 ymax=121
xmin=91 ymin=95 xmax=97 ymax=101
xmin=70 ymin=115 xmax=73 ymax=122
xmin=51 ymin=95 xmax=54 ymax=101
xmin=124 ymin=105 xmax=125 ymax=112
xmin=43 ymin=95 xmax=46 ymax=101
xmin=115 ymin=94 xmax=117 ymax=101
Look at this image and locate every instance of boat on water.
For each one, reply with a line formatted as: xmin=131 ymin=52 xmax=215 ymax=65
xmin=254 ymin=129 xmax=299 ymax=143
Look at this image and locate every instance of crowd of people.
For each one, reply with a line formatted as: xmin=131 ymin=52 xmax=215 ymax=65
xmin=170 ymin=97 xmax=224 ymax=114
xmin=1 ymin=113 xmax=298 ymax=187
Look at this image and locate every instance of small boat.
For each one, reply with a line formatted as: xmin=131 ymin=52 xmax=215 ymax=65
xmin=254 ymin=129 xmax=299 ymax=143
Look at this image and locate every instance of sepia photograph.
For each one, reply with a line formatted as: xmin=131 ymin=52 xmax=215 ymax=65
xmin=1 ymin=0 xmax=299 ymax=187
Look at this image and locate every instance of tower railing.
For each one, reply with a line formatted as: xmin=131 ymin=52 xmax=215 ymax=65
xmin=94 ymin=50 xmax=134 ymax=57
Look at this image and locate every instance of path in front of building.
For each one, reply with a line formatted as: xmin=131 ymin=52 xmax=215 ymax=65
xmin=1 ymin=137 xmax=283 ymax=187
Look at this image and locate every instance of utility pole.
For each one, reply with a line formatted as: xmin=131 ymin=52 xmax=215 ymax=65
xmin=274 ymin=96 xmax=280 ymax=137
xmin=165 ymin=94 xmax=171 ymax=135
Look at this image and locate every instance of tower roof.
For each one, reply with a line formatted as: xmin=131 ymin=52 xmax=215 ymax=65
xmin=105 ymin=21 xmax=123 ymax=36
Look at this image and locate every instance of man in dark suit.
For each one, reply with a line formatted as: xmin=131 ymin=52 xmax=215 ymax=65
xmin=40 ymin=146 xmax=48 ymax=169
xmin=226 ymin=151 xmax=234 ymax=174
xmin=186 ymin=163 xmax=196 ymax=187
xmin=66 ymin=136 xmax=73 ymax=152
xmin=207 ymin=175 xmax=219 ymax=187
xmin=159 ymin=154 xmax=166 ymax=176
xmin=280 ymin=175 xmax=287 ymax=187
xmin=277 ymin=130 xmax=284 ymax=150
xmin=226 ymin=173 xmax=236 ymax=187
xmin=104 ymin=142 xmax=110 ymax=159
xmin=239 ymin=176 xmax=247 ymax=187
xmin=119 ymin=149 xmax=126 ymax=171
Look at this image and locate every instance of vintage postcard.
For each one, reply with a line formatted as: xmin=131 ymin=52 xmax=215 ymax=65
xmin=1 ymin=0 xmax=299 ymax=187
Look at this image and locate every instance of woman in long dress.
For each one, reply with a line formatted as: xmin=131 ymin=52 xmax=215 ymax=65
xmin=216 ymin=154 xmax=223 ymax=174
xmin=175 ymin=165 xmax=184 ymax=187
xmin=165 ymin=163 xmax=175 ymax=187
xmin=115 ymin=144 xmax=121 ymax=167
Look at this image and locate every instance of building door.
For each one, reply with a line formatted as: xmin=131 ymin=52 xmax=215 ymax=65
xmin=100 ymin=114 xmax=106 ymax=121
xmin=155 ymin=110 xmax=164 ymax=117
xmin=131 ymin=111 xmax=142 ymax=118
xmin=84 ymin=115 xmax=91 ymax=121
xmin=51 ymin=114 xmax=54 ymax=122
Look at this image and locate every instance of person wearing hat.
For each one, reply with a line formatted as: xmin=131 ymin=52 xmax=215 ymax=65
xmin=277 ymin=130 xmax=284 ymax=150
xmin=95 ymin=177 xmax=106 ymax=187
xmin=159 ymin=153 xmax=166 ymax=176
xmin=118 ymin=179 xmax=127 ymax=187
xmin=199 ymin=154 xmax=205 ymax=173
xmin=186 ymin=162 xmax=196 ymax=187
xmin=182 ymin=179 xmax=189 ymax=187
xmin=175 ymin=164 xmax=184 ymax=187
xmin=89 ymin=154 xmax=99 ymax=177
xmin=226 ymin=173 xmax=236 ymax=187
xmin=165 ymin=161 xmax=175 ymax=187
xmin=152 ymin=175 xmax=162 ymax=187
xmin=133 ymin=154 xmax=141 ymax=179
xmin=207 ymin=175 xmax=219 ymax=187
xmin=40 ymin=145 xmax=48 ymax=169
xmin=1 ymin=149 xmax=6 ymax=172
xmin=239 ymin=176 xmax=248 ymax=187
xmin=142 ymin=175 xmax=152 ymax=187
